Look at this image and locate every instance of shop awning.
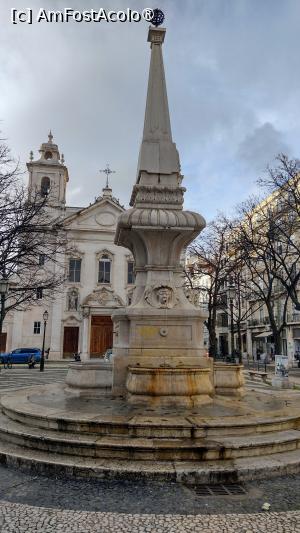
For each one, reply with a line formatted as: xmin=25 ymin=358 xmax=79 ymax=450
xmin=254 ymin=331 xmax=273 ymax=338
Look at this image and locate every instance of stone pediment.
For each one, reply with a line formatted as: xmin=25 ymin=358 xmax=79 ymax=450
xmin=64 ymin=199 xmax=124 ymax=231
xmin=83 ymin=287 xmax=125 ymax=308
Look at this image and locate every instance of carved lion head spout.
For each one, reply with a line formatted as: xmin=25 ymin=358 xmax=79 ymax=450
xmin=144 ymin=283 xmax=178 ymax=309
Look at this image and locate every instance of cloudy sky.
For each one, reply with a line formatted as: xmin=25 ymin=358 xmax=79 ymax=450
xmin=1 ymin=0 xmax=300 ymax=221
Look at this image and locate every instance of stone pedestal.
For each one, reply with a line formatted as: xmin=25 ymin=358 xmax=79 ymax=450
xmin=112 ymin=307 xmax=213 ymax=404
xmin=65 ymin=361 xmax=112 ymax=397
xmin=214 ymin=363 xmax=245 ymax=398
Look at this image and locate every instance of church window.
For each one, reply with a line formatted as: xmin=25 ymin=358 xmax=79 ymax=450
xmin=33 ymin=321 xmax=41 ymax=334
xmin=69 ymin=259 xmax=81 ymax=283
xmin=98 ymin=255 xmax=111 ymax=284
xmin=36 ymin=288 xmax=43 ymax=299
xmin=39 ymin=254 xmax=45 ymax=266
xmin=44 ymin=151 xmax=53 ymax=160
xmin=41 ymin=176 xmax=50 ymax=197
xmin=127 ymin=261 xmax=135 ymax=284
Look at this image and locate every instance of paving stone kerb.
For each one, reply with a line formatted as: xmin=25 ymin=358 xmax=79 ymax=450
xmin=1 ymin=383 xmax=300 ymax=483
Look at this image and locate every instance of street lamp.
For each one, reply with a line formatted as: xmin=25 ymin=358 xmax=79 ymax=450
xmin=227 ymin=283 xmax=236 ymax=363
xmin=39 ymin=310 xmax=49 ymax=372
xmin=0 ymin=280 xmax=9 ymax=349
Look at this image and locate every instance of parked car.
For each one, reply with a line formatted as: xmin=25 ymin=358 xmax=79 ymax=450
xmin=0 ymin=348 xmax=42 ymax=366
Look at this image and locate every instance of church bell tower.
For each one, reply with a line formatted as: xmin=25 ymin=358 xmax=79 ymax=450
xmin=27 ymin=131 xmax=69 ymax=209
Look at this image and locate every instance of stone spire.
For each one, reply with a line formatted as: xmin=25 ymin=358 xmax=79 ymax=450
xmin=134 ymin=27 xmax=180 ymax=199
xmin=142 ymin=27 xmax=172 ymax=143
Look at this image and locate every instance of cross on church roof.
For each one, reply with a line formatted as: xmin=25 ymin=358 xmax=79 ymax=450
xmin=99 ymin=164 xmax=116 ymax=188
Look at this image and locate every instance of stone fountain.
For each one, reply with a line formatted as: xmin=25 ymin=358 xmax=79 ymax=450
xmin=0 ymin=26 xmax=299 ymax=485
xmin=112 ymin=26 xmax=213 ymax=406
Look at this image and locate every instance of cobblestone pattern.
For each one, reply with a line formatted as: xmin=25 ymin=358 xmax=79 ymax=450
xmin=0 ymin=501 xmax=299 ymax=532
xmin=2 ymin=466 xmax=300 ymax=515
xmin=0 ymin=368 xmax=67 ymax=394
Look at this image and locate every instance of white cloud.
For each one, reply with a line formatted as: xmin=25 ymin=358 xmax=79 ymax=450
xmin=1 ymin=0 xmax=300 ymax=220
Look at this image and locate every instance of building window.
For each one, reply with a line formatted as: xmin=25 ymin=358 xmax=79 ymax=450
xmin=41 ymin=176 xmax=50 ymax=197
xmin=39 ymin=254 xmax=45 ymax=266
xmin=69 ymin=259 xmax=81 ymax=283
xmin=36 ymin=288 xmax=43 ymax=299
xmin=259 ymin=307 xmax=264 ymax=322
xmin=127 ymin=261 xmax=135 ymax=284
xmin=33 ymin=321 xmax=41 ymax=334
xmin=98 ymin=255 xmax=111 ymax=284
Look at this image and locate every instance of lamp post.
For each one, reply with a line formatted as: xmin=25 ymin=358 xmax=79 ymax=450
xmin=0 ymin=281 xmax=9 ymax=352
xmin=39 ymin=310 xmax=49 ymax=372
xmin=227 ymin=283 xmax=236 ymax=363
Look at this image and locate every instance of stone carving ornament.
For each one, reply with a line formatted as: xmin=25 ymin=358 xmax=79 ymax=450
xmin=68 ymin=288 xmax=79 ymax=311
xmin=81 ymin=306 xmax=90 ymax=318
xmin=144 ymin=283 xmax=178 ymax=309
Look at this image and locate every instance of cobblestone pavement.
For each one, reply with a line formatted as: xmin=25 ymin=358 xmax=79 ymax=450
xmin=1 ymin=468 xmax=300 ymax=532
xmin=0 ymin=367 xmax=68 ymax=394
xmin=2 ymin=466 xmax=300 ymax=515
xmin=0 ymin=501 xmax=299 ymax=532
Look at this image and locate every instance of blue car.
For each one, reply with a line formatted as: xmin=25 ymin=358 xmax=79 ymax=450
xmin=1 ymin=348 xmax=42 ymax=366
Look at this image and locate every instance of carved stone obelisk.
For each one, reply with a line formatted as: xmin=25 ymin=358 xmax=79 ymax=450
xmin=112 ymin=26 xmax=213 ymax=406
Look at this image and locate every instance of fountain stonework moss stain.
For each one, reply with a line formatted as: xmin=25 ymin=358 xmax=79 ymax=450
xmin=112 ymin=26 xmax=212 ymax=406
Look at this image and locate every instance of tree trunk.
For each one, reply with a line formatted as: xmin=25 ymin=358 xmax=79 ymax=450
xmin=273 ymin=331 xmax=282 ymax=355
xmin=237 ymin=322 xmax=242 ymax=363
xmin=0 ymin=293 xmax=5 ymax=335
xmin=208 ymin=310 xmax=218 ymax=358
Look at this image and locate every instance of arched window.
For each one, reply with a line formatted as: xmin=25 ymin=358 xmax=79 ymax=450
xmin=98 ymin=254 xmax=111 ymax=284
xmin=41 ymin=176 xmax=50 ymax=197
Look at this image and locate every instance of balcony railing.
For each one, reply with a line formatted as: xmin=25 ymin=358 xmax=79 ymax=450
xmin=247 ymin=316 xmax=270 ymax=327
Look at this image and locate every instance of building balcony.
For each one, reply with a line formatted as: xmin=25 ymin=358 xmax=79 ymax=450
xmin=247 ymin=316 xmax=270 ymax=327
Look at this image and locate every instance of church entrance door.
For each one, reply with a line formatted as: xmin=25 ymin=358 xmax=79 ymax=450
xmin=63 ymin=326 xmax=79 ymax=358
xmin=90 ymin=315 xmax=113 ymax=357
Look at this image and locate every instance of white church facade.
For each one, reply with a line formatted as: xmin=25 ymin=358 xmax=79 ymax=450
xmin=4 ymin=133 xmax=134 ymax=360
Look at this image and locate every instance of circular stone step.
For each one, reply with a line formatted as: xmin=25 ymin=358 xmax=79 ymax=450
xmin=1 ymin=383 xmax=300 ymax=479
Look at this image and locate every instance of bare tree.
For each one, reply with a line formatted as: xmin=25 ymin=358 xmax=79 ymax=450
xmin=187 ymin=215 xmax=238 ymax=358
xmin=0 ymin=138 xmax=67 ymax=335
xmin=257 ymin=154 xmax=300 ymax=311
xmin=232 ymin=195 xmax=291 ymax=354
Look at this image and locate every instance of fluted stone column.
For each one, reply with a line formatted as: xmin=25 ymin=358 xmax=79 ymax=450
xmin=80 ymin=307 xmax=90 ymax=361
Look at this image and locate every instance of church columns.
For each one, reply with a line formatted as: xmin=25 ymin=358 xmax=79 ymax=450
xmin=80 ymin=307 xmax=90 ymax=360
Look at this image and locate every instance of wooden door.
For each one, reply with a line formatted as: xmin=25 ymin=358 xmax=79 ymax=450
xmin=90 ymin=316 xmax=113 ymax=357
xmin=0 ymin=333 xmax=7 ymax=353
xmin=63 ymin=326 xmax=79 ymax=358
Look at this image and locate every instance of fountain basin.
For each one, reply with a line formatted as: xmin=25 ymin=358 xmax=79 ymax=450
xmin=65 ymin=361 xmax=112 ymax=397
xmin=126 ymin=366 xmax=213 ymax=406
xmin=214 ymin=363 xmax=245 ymax=397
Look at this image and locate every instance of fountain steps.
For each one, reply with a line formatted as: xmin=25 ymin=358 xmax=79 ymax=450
xmin=1 ymin=436 xmax=300 ymax=484
xmin=2 ymin=399 xmax=300 ymax=439
xmin=0 ymin=411 xmax=300 ymax=462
